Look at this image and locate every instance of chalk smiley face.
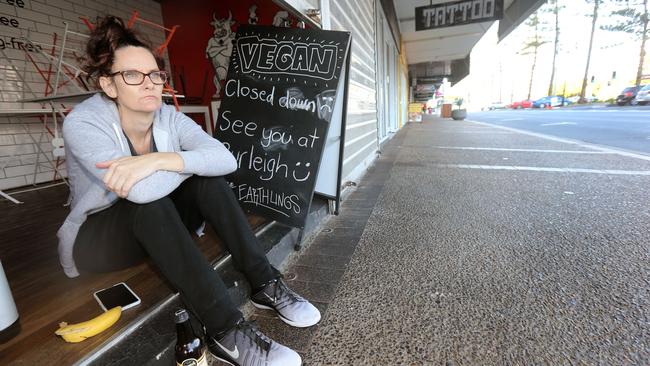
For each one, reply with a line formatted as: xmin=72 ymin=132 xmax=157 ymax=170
xmin=292 ymin=162 xmax=311 ymax=182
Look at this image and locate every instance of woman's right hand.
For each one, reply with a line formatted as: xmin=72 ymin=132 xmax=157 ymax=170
xmin=96 ymin=153 xmax=184 ymax=198
xmin=96 ymin=155 xmax=159 ymax=198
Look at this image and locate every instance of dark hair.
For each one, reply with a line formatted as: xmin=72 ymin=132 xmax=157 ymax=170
xmin=81 ymin=15 xmax=165 ymax=88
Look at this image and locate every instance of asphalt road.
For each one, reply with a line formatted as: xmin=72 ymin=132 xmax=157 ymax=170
xmin=469 ymin=105 xmax=650 ymax=155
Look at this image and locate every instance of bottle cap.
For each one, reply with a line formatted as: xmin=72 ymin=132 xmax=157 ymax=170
xmin=174 ymin=308 xmax=189 ymax=323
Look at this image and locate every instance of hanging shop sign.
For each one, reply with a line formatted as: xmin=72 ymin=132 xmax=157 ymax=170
xmin=215 ymin=24 xmax=351 ymax=228
xmin=415 ymin=0 xmax=504 ymax=31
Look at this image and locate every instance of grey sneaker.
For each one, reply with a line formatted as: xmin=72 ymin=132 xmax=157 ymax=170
xmin=207 ymin=319 xmax=301 ymax=366
xmin=251 ymin=278 xmax=321 ymax=328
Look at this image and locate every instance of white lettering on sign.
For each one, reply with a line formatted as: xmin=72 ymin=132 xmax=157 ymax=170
xmin=224 ymin=79 xmax=275 ymax=106
xmin=229 ymin=144 xmax=315 ymax=183
xmin=260 ymin=127 xmax=319 ymax=149
xmin=237 ymin=35 xmax=338 ymax=80
xmin=236 ymin=183 xmax=301 ymax=216
xmin=219 ymin=110 xmax=258 ymax=137
xmin=278 ymin=89 xmax=316 ymax=113
xmin=219 ymin=116 xmax=321 ymax=184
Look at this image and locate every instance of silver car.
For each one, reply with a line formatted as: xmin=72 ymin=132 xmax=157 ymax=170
xmin=635 ymin=84 xmax=650 ymax=105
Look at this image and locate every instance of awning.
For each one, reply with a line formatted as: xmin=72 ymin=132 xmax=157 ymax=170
xmin=395 ymin=0 xmax=544 ymax=84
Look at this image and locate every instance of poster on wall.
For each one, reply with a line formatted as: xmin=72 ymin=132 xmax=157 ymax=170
xmin=214 ymin=25 xmax=351 ymax=228
xmin=161 ymin=0 xmax=301 ymax=106
xmin=206 ymin=7 xmax=295 ymax=99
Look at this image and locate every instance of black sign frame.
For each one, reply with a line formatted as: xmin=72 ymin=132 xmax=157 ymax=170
xmin=214 ymin=25 xmax=352 ymax=230
xmin=332 ymin=38 xmax=351 ymax=216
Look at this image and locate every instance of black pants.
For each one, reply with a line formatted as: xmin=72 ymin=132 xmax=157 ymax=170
xmin=73 ymin=175 xmax=279 ymax=335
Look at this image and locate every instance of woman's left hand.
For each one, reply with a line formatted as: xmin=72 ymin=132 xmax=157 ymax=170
xmin=96 ymin=155 xmax=159 ymax=198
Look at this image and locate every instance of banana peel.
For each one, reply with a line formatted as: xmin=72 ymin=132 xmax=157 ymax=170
xmin=55 ymin=306 xmax=122 ymax=343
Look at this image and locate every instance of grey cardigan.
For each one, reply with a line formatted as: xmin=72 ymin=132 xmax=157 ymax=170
xmin=58 ymin=94 xmax=237 ymax=278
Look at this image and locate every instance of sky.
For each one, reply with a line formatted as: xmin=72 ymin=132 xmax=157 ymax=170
xmin=449 ymin=0 xmax=648 ymax=108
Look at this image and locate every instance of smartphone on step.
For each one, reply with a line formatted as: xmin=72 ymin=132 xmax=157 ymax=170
xmin=93 ymin=282 xmax=141 ymax=311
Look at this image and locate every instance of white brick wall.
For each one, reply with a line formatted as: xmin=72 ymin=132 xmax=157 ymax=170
xmin=0 ymin=3 xmax=19 ymax=16
xmin=0 ymin=176 xmax=27 ymax=190
xmin=0 ymin=0 xmax=168 ymax=190
xmin=0 ymin=156 xmax=22 ymax=168
xmin=0 ymin=144 xmax=36 ymax=156
xmin=5 ymin=164 xmax=35 ymax=177
xmin=0 ymin=135 xmax=15 ymax=145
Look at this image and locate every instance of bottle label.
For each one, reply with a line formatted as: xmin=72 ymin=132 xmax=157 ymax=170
xmin=177 ymin=351 xmax=208 ymax=366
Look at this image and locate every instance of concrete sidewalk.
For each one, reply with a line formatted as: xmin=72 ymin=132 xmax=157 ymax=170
xmin=243 ymin=115 xmax=650 ymax=365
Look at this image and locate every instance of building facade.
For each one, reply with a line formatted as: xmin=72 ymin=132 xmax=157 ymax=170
xmin=0 ymin=0 xmax=408 ymax=195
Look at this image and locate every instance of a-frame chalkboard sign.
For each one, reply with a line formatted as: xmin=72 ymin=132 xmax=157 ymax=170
xmin=214 ymin=25 xmax=352 ymax=230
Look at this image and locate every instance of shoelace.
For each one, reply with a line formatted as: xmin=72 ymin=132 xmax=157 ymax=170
xmin=273 ymin=279 xmax=306 ymax=307
xmin=235 ymin=320 xmax=272 ymax=354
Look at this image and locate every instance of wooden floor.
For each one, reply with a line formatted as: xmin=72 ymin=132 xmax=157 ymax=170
xmin=0 ymin=182 xmax=266 ymax=365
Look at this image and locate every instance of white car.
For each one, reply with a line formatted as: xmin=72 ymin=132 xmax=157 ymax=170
xmin=487 ymin=102 xmax=508 ymax=110
xmin=634 ymin=84 xmax=650 ymax=105
xmin=567 ymin=95 xmax=596 ymax=103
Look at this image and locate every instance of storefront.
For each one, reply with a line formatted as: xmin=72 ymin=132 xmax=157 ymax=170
xmin=283 ymin=0 xmax=399 ymax=184
xmin=0 ymin=0 xmax=405 ymax=363
xmin=0 ymin=0 xmax=541 ymax=363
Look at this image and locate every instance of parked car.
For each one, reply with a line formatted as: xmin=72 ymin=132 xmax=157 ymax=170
xmin=566 ymin=96 xmax=579 ymax=103
xmin=532 ymin=96 xmax=569 ymax=108
xmin=487 ymin=102 xmax=508 ymax=110
xmin=510 ymin=99 xmax=533 ymax=109
xmin=566 ymin=95 xmax=596 ymax=103
xmin=616 ymin=85 xmax=645 ymax=105
xmin=634 ymin=84 xmax=650 ymax=105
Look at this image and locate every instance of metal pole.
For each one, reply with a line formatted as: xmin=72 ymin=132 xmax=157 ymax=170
xmin=52 ymin=22 xmax=69 ymax=96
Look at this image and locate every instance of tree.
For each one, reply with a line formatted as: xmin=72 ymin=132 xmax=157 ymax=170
xmin=602 ymin=0 xmax=649 ymax=87
xmin=580 ymin=0 xmax=602 ymax=103
xmin=545 ymin=0 xmax=565 ymax=96
xmin=520 ymin=12 xmax=549 ymax=100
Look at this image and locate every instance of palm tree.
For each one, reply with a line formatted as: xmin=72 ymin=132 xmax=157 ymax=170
xmin=639 ymin=0 xmax=649 ymax=86
xmin=580 ymin=0 xmax=601 ymax=103
xmin=638 ymin=0 xmax=649 ymax=86
xmin=521 ymin=13 xmax=548 ymax=100
xmin=603 ymin=0 xmax=649 ymax=87
xmin=547 ymin=0 xmax=564 ymax=96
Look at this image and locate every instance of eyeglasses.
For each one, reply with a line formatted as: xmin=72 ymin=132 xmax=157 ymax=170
xmin=109 ymin=70 xmax=168 ymax=85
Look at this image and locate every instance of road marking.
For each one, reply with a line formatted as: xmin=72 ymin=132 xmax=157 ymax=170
xmin=540 ymin=122 xmax=577 ymax=126
xmin=465 ymin=119 xmax=650 ymax=162
xmin=432 ymin=131 xmax=516 ymax=134
xmin=433 ymin=164 xmax=650 ymax=176
xmin=446 ymin=131 xmax=516 ymax=134
xmin=428 ymin=146 xmax=611 ymax=154
xmin=564 ymin=109 xmax=650 ymax=113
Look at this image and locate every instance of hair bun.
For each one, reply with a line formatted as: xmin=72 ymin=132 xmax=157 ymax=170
xmin=80 ymin=15 xmax=156 ymax=87
xmin=95 ymin=16 xmax=129 ymax=45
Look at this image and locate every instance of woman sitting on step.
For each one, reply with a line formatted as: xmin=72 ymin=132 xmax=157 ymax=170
xmin=57 ymin=15 xmax=319 ymax=366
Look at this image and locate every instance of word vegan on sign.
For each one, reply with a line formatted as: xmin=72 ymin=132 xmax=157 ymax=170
xmin=216 ymin=25 xmax=351 ymax=228
xmin=237 ymin=36 xmax=339 ymax=80
xmin=415 ymin=0 xmax=504 ymax=31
